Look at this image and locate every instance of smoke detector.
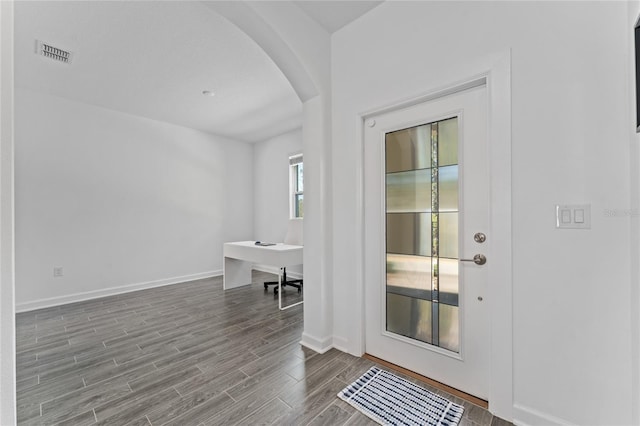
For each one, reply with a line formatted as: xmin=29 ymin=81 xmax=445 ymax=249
xmin=35 ymin=40 xmax=73 ymax=64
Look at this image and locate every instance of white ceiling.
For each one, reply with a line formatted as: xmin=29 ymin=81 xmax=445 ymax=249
xmin=14 ymin=1 xmax=382 ymax=143
xmin=294 ymin=1 xmax=383 ymax=33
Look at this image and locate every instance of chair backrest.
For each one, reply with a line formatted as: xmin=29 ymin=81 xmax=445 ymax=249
xmin=284 ymin=219 xmax=303 ymax=246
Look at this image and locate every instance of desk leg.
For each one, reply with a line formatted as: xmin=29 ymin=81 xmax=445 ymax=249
xmin=278 ymin=273 xmax=282 ymax=310
xmin=223 ymin=257 xmax=252 ymax=290
xmin=278 ymin=269 xmax=304 ymax=311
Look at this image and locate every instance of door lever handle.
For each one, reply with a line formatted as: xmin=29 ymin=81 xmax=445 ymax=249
xmin=460 ymin=254 xmax=487 ymax=265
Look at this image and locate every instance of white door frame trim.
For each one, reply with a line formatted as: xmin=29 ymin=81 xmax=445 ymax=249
xmin=353 ymin=50 xmax=513 ymax=420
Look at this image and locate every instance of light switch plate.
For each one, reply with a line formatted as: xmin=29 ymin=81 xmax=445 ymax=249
xmin=556 ymin=204 xmax=591 ymax=229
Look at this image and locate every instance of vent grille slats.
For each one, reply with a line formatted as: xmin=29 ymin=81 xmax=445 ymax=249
xmin=36 ymin=40 xmax=73 ymax=64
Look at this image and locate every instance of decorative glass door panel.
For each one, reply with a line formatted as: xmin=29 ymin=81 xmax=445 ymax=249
xmin=385 ymin=117 xmax=460 ymax=353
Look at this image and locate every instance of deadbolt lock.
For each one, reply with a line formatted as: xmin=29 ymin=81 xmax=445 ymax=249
xmin=474 ymin=233 xmax=486 ymax=243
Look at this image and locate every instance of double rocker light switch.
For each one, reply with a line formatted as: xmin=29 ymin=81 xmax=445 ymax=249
xmin=556 ymin=204 xmax=591 ymax=229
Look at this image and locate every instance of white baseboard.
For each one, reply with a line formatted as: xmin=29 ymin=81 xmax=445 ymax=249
xmin=300 ymin=332 xmax=333 ymax=354
xmin=252 ymin=264 xmax=303 ymax=280
xmin=513 ymin=403 xmax=574 ymax=426
xmin=16 ymin=270 xmax=222 ymax=313
xmin=332 ymin=336 xmax=350 ymax=354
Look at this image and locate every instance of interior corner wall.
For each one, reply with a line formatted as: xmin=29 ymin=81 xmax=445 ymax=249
xmin=15 ymin=88 xmax=254 ymax=310
xmin=332 ymin=1 xmax=632 ymax=425
xmin=253 ymin=128 xmax=302 ymax=243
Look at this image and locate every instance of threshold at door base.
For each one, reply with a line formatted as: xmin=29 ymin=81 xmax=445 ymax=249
xmin=362 ymin=353 xmax=488 ymax=409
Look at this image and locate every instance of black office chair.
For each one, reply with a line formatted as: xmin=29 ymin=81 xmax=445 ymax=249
xmin=264 ymin=219 xmax=303 ymax=295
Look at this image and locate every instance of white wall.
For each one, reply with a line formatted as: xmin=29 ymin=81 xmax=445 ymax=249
xmin=253 ymin=128 xmax=303 ymax=277
xmin=0 ymin=0 xmax=16 ymax=423
xmin=629 ymin=2 xmax=640 ymax=424
xmin=253 ymin=128 xmax=302 ymax=243
xmin=15 ymin=88 xmax=254 ymax=310
xmin=332 ymin=1 xmax=632 ymax=425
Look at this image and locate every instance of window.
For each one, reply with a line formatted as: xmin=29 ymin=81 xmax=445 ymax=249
xmin=289 ymin=154 xmax=303 ymax=218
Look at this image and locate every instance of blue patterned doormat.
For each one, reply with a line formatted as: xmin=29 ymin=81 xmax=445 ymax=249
xmin=338 ymin=367 xmax=465 ymax=426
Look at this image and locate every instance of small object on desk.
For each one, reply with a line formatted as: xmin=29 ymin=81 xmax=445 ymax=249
xmin=255 ymin=241 xmax=276 ymax=246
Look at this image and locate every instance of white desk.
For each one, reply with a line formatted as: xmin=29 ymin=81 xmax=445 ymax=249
xmin=223 ymin=241 xmax=303 ymax=310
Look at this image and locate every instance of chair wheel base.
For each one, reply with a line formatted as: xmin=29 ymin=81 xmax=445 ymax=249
xmin=264 ymin=272 xmax=302 ymax=297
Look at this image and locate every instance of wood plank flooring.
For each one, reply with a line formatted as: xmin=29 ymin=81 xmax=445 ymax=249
xmin=16 ymin=271 xmax=509 ymax=426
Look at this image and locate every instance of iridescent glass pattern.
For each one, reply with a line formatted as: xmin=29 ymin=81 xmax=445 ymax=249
xmin=385 ymin=116 xmax=460 ymax=352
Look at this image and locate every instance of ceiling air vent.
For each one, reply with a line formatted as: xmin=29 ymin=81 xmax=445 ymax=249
xmin=35 ymin=40 xmax=73 ymax=64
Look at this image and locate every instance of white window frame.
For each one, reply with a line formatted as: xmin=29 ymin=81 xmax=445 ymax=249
xmin=289 ymin=153 xmax=303 ymax=218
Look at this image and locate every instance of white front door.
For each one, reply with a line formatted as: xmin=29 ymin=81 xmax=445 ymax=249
xmin=364 ymin=84 xmax=490 ymax=399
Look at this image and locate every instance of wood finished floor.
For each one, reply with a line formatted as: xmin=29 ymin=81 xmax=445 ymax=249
xmin=16 ymin=271 xmax=509 ymax=426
